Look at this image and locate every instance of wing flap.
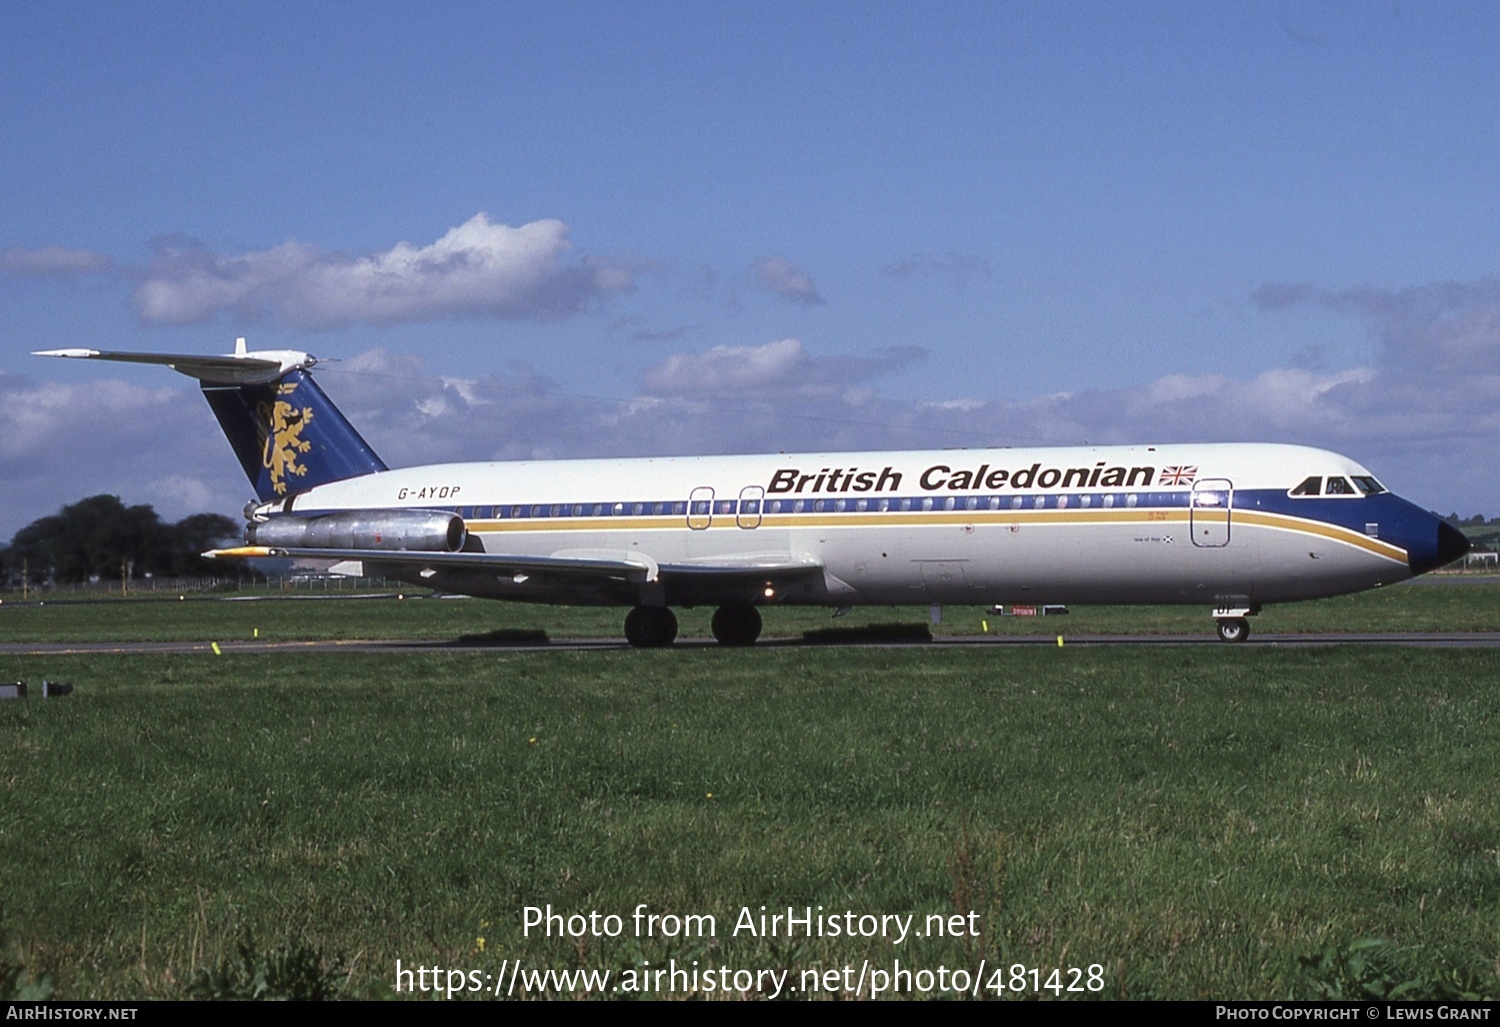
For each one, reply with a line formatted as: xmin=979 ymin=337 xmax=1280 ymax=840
xmin=657 ymin=554 xmax=823 ymax=576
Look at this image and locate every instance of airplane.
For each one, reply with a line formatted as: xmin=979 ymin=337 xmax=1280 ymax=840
xmin=36 ymin=339 xmax=1470 ymax=646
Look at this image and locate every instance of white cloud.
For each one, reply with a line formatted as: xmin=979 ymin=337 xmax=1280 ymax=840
xmin=639 ymin=338 xmax=925 ymax=399
xmin=142 ymin=475 xmax=220 ymax=521
xmin=641 ymin=338 xmax=805 ymax=394
xmin=0 ymin=376 xmax=175 ymax=467
xmin=1255 ymin=277 xmax=1500 ymax=377
xmin=749 ymin=256 xmax=824 ymax=307
xmin=0 ymin=371 xmax=247 ymax=540
xmin=1243 ymin=277 xmax=1500 ymax=501
xmin=919 ymin=398 xmax=985 ymax=412
xmin=131 ymin=214 xmax=633 ymax=329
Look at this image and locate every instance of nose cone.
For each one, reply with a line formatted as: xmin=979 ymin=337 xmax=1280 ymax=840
xmin=1410 ymin=520 xmax=1471 ymax=576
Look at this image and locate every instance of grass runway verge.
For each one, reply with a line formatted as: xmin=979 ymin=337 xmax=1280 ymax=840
xmin=3 ymin=642 xmax=1498 ymax=999
xmin=2 ymin=574 xmax=1499 ymax=643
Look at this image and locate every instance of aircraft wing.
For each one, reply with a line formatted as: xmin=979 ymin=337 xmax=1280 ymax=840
xmin=207 ymin=545 xmax=659 ymax=578
xmin=205 ymin=545 xmax=824 ymax=586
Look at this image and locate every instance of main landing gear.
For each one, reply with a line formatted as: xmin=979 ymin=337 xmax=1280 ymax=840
xmin=623 ymin=603 xmax=764 ymax=648
xmin=624 ymin=606 xmax=678 ymax=648
xmin=710 ymin=603 xmax=762 ymax=647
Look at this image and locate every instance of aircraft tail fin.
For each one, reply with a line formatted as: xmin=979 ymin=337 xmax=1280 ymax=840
xmin=201 ymin=369 xmax=387 ymax=501
xmin=34 ymin=339 xmax=388 ymax=502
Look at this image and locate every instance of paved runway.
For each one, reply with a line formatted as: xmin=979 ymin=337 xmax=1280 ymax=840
xmin=3 ymin=631 xmax=1500 ymax=656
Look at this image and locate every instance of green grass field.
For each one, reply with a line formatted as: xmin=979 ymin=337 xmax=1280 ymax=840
xmin=2 ymin=574 xmax=1498 ymax=643
xmin=2 ymin=587 xmax=1498 ymax=1000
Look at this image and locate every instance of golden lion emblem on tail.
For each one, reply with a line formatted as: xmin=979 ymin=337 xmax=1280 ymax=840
xmin=260 ymin=382 xmax=315 ymax=495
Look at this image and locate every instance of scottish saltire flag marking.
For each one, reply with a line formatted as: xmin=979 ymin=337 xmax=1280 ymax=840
xmin=1160 ymin=465 xmax=1198 ymax=486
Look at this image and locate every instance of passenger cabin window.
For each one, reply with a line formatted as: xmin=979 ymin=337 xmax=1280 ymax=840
xmin=1290 ymin=476 xmax=1322 ymax=497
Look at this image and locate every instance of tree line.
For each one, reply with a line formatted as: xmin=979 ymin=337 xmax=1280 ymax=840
xmin=1 ymin=495 xmax=252 ymax=585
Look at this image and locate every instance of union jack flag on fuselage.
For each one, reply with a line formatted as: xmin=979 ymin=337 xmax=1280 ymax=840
xmin=1160 ymin=465 xmax=1198 ymax=486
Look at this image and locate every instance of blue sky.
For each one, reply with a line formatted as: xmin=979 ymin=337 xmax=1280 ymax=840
xmin=3 ymin=1 xmax=1499 ymax=538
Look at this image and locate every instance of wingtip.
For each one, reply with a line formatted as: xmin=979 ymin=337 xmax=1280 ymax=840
xmin=32 ymin=348 xmax=100 ymax=358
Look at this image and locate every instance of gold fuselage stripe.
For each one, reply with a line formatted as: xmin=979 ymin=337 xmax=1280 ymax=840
xmin=463 ymin=507 xmax=1409 ymax=564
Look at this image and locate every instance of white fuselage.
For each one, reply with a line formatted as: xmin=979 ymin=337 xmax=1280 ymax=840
xmin=269 ymin=441 xmax=1435 ymax=610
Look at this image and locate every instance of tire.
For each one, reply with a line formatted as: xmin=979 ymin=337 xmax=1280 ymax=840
xmin=1215 ymin=617 xmax=1250 ymax=643
xmin=711 ymin=604 xmax=762 ymax=646
xmin=624 ymin=606 xmax=678 ymax=648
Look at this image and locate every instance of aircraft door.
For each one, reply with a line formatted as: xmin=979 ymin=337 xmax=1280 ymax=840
xmin=688 ymin=486 xmax=714 ymax=530
xmin=737 ymin=485 xmax=764 ymax=528
xmin=1190 ymin=478 xmax=1233 ymax=547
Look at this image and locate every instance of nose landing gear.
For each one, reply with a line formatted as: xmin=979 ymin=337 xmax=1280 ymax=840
xmin=1213 ymin=604 xmax=1258 ymax=643
xmin=1215 ymin=617 xmax=1250 ymax=643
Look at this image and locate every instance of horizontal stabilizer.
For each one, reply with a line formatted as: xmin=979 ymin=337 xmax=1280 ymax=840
xmin=34 ymin=338 xmax=316 ymax=385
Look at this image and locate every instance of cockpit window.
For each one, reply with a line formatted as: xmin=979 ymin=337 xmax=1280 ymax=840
xmin=1289 ymin=474 xmax=1379 ymax=498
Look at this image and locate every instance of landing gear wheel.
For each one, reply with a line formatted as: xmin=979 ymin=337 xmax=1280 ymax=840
xmin=1215 ymin=618 xmax=1250 ymax=643
xmin=624 ymin=606 xmax=678 ymax=648
xmin=711 ymin=604 xmax=762 ymax=646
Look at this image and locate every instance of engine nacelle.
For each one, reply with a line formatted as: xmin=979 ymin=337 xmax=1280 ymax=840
xmin=248 ymin=509 xmax=467 ymax=552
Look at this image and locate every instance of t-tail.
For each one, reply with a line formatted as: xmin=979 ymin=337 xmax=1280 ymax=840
xmin=33 ymin=338 xmax=386 ymax=502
